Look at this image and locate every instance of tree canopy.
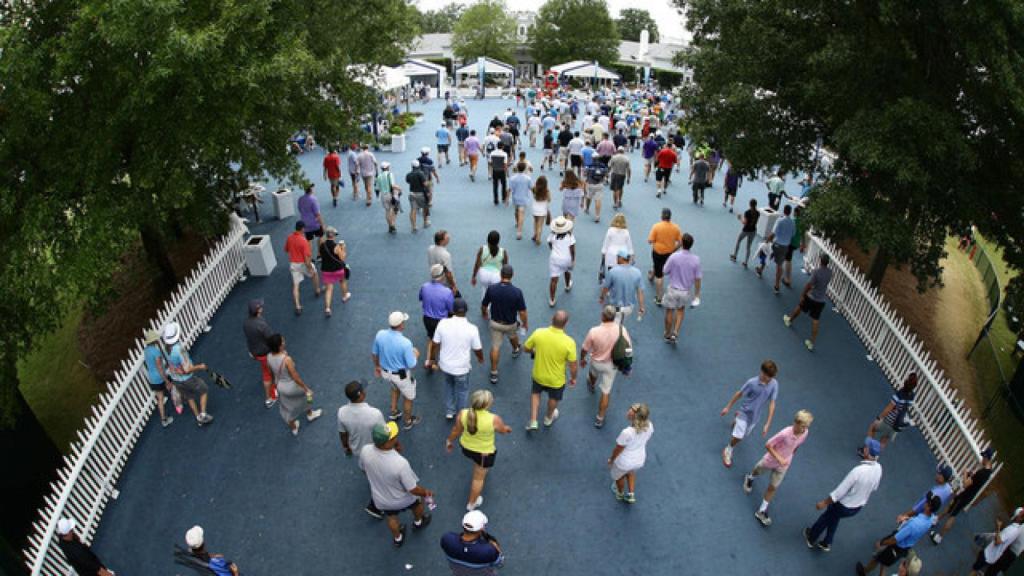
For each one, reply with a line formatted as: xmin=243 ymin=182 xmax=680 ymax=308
xmin=451 ymin=0 xmax=517 ymax=64
xmin=677 ymin=0 xmax=1024 ymax=289
xmin=529 ymin=0 xmax=620 ymax=68
xmin=616 ymin=8 xmax=659 ymax=43
xmin=419 ymin=2 xmax=465 ymax=34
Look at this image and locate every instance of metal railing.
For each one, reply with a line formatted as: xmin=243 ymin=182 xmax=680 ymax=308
xmin=23 ymin=214 xmax=249 ymax=575
xmin=805 ymin=234 xmax=1001 ymax=505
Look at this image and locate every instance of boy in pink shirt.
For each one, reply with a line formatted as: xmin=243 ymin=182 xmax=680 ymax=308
xmin=744 ymin=410 xmax=813 ymax=527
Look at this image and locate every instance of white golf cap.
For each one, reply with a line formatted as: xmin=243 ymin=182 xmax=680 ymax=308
xmin=161 ymin=322 xmax=181 ymax=345
xmin=56 ymin=518 xmax=76 ymax=536
xmin=185 ymin=525 xmax=204 ymax=548
xmin=421 ymin=147 xmax=430 ymax=155
xmin=388 ymin=311 xmax=409 ymax=328
xmin=381 ymin=161 xmax=390 ymax=170
xmin=462 ymin=510 xmax=488 ymax=532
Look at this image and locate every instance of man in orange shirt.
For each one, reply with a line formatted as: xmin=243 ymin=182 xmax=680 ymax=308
xmin=284 ymin=221 xmax=320 ymax=315
xmin=655 ymin=142 xmax=679 ymax=198
xmin=323 ymin=147 xmax=343 ymax=207
xmin=647 ymin=208 xmax=682 ymax=306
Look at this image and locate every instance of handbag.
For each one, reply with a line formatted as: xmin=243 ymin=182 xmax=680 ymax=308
xmin=611 ymin=324 xmax=633 ymax=375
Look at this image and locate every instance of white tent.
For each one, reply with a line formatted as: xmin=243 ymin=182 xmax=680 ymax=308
xmin=454 ymin=57 xmax=515 ymax=77
xmin=350 ymin=64 xmax=410 ymax=93
xmin=402 ymin=58 xmax=447 ymax=97
xmin=550 ymin=60 xmax=620 ymax=81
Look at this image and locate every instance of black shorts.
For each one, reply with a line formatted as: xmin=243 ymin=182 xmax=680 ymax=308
xmin=656 ymin=168 xmax=671 ymax=182
xmin=570 ymin=155 xmax=582 ymax=168
xmin=800 ymin=297 xmax=826 ymax=320
xmin=785 ymin=244 xmax=796 ymax=261
xmin=437 ymin=144 xmax=449 ymax=152
xmin=380 ymin=501 xmax=418 ymax=516
xmin=149 ymin=382 xmax=166 ymax=393
xmin=725 ymin=185 xmax=738 ymax=198
xmin=947 ymin=494 xmax=969 ymax=517
xmin=610 ymin=174 xmax=626 ymax=191
xmin=424 ymin=316 xmax=441 ymax=339
xmin=531 ymin=380 xmax=565 ymax=401
xmin=874 ymin=544 xmax=908 ymax=567
xmin=652 ymin=251 xmax=670 ymax=278
xmin=462 ymin=447 xmax=497 ymax=468
xmin=771 ymin=243 xmax=787 ymax=265
xmin=304 ymin=228 xmax=324 ymax=241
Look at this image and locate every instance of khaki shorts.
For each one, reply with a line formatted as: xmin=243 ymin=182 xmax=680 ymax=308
xmin=752 ymin=458 xmax=787 ymax=488
xmin=662 ymin=286 xmax=693 ymax=310
xmin=589 ymin=360 xmax=617 ymax=395
xmin=488 ymin=320 xmax=518 ymax=350
xmin=382 ymin=369 xmax=416 ymax=401
xmin=290 ymin=262 xmax=313 ymax=284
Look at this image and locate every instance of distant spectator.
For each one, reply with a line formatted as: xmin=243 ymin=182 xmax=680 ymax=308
xmin=182 ymin=525 xmax=239 ymax=576
xmin=56 ymin=518 xmax=115 ymax=576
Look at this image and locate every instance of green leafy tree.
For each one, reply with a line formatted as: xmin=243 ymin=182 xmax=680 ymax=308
xmin=616 ymin=8 xmax=659 ymax=43
xmin=451 ymin=0 xmax=516 ymax=64
xmin=677 ymin=0 xmax=1024 ymax=288
xmin=0 ymin=0 xmax=418 ymax=560
xmin=420 ymin=2 xmax=465 ymax=34
xmin=530 ymin=0 xmax=620 ymax=68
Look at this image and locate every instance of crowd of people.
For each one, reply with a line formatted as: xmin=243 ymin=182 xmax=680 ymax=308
xmin=58 ymin=84 xmax=1021 ymax=576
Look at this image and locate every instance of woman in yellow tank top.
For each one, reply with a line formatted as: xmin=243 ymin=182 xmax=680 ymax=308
xmin=445 ymin=389 xmax=512 ymax=511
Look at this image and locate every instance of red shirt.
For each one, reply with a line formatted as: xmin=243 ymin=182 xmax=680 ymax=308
xmin=656 ymin=148 xmax=678 ymax=169
xmin=284 ymin=232 xmax=311 ymax=263
xmin=323 ymin=153 xmax=342 ymax=180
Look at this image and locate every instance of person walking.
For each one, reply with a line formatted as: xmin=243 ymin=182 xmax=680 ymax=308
xmin=318 ymin=227 xmax=350 ymax=317
xmin=181 ymin=525 xmax=240 ymax=576
xmin=689 ymin=153 xmax=710 ymax=205
xmin=766 ymin=169 xmax=785 ymax=210
xmin=428 ymin=229 xmax=459 ymax=295
xmin=583 ymin=158 xmax=608 ymax=223
xmin=445 ymin=390 xmax=512 ymax=511
xmin=456 ymin=123 xmax=470 ymax=167
xmin=373 ymin=311 xmax=422 ymax=431
xmin=547 ymin=216 xmax=576 ymax=308
xmin=607 ymin=403 xmax=654 ymax=504
xmin=284 ymin=221 xmax=320 ymax=315
xmin=347 ymin=143 xmax=361 ymax=200
xmin=855 ymin=495 xmax=940 ymax=576
xmin=297 ymin=184 xmax=325 ymax=257
xmin=56 ymin=518 xmax=115 ymax=576
xmin=867 ymin=373 xmax=918 ymax=450
xmin=582 ymin=306 xmax=633 ymax=428
xmin=723 ymin=164 xmax=741 ymax=212
xmin=530 ymin=176 xmax=551 ymax=245
xmin=744 ymin=410 xmax=814 ymax=527
xmin=421 ymin=264 xmax=455 ymax=372
xmin=730 ymin=199 xmax=760 ymax=267
xmin=436 ymin=123 xmax=452 ymax=165
xmin=337 ymin=380 xmax=388 ymax=519
xmin=471 ymin=231 xmax=508 ymax=297
xmin=894 ymin=465 xmax=955 ymax=527
xmin=161 ymin=322 xmax=214 ymax=427
xmin=661 ymin=233 xmax=702 ymax=343
xmin=770 ymin=204 xmax=796 ymax=294
xmin=323 ymin=147 xmax=343 ymax=207
xmin=654 ymin=141 xmax=678 ymax=198
xmin=559 ymin=171 xmax=584 ymax=220
xmin=266 ymin=334 xmax=323 ymax=436
xmin=783 ymin=252 xmax=832 ymax=350
xmin=434 ymin=298 xmax=485 ymax=419
xmin=719 ymin=360 xmax=779 ymax=468
xmin=804 ymin=439 xmax=883 ymax=552
xmin=930 ymin=447 xmax=995 ymax=544
xmin=509 ymin=164 xmax=532 ymax=240
xmin=440 ymin=510 xmax=504 ymax=576
xmin=641 ymin=133 xmax=659 ymax=182
xmin=608 ymin=147 xmax=631 ymax=209
xmin=242 ymin=299 xmax=277 ymax=408
xmin=376 ymin=161 xmax=402 ymax=234
xmin=647 ymin=208 xmax=682 ymax=306
xmin=481 ymin=265 xmax=527 ymax=385
xmin=601 ymin=214 xmax=634 ymax=280
xmin=600 ymin=250 xmax=645 ymax=324
xmin=406 ymin=160 xmax=430 ymax=233
xmin=489 ymin=143 xmax=509 ymax=205
xmin=465 ymin=130 xmax=482 ymax=181
xmin=143 ymin=328 xmax=174 ymax=427
xmin=359 ymin=421 xmax=433 ymax=547
xmin=357 ymin=144 xmax=378 ymax=206
xmin=523 ymin=311 xmax=577 ymax=431
xmin=969 ymin=507 xmax=1024 ymax=576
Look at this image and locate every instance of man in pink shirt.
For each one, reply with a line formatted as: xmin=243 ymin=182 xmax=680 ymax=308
xmin=744 ymin=409 xmax=813 ymax=527
xmin=580 ymin=306 xmax=632 ymax=428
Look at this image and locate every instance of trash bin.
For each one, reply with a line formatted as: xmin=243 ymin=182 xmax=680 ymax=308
xmin=243 ymin=235 xmax=277 ymax=277
xmin=391 ymin=133 xmax=406 ymax=153
xmin=272 ymin=188 xmax=294 ymax=220
xmin=757 ymin=208 xmax=779 ymax=239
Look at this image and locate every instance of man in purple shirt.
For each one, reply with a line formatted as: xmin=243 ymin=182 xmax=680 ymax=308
xmin=661 ymin=233 xmax=702 ymax=343
xmin=464 ymin=130 xmax=482 ymax=182
xmin=297 ymin=184 xmax=326 ymax=256
xmin=642 ymin=134 xmax=660 ymax=183
xmin=420 ymin=264 xmax=455 ymax=371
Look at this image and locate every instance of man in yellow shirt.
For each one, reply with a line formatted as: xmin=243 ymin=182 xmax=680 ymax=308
xmin=647 ymin=208 xmax=683 ymax=305
xmin=523 ymin=310 xmax=578 ymax=431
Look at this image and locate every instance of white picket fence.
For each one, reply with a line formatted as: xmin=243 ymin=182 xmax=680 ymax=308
xmin=804 ymin=234 xmax=1002 ymax=502
xmin=23 ymin=214 xmax=250 ymax=575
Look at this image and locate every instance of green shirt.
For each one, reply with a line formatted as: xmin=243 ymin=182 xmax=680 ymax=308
xmin=525 ymin=326 xmax=577 ymax=388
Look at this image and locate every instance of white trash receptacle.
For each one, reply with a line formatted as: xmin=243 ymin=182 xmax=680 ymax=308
xmin=272 ymin=188 xmax=294 ymax=220
xmin=757 ymin=208 xmax=779 ymax=239
xmin=391 ymin=133 xmax=406 ymax=153
xmin=243 ymin=235 xmax=277 ymax=277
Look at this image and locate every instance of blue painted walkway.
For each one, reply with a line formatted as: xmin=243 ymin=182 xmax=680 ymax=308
xmin=91 ymin=97 xmax=992 ymax=575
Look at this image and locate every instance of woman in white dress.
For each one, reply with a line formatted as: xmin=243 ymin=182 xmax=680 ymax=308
xmin=547 ymin=216 xmax=576 ymax=307
xmin=600 ymin=213 xmax=634 ymax=281
xmin=607 ymin=403 xmax=653 ymax=504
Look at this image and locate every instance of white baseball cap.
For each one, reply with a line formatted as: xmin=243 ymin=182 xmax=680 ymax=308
xmin=185 ymin=525 xmax=204 ymax=548
xmin=161 ymin=322 xmax=181 ymax=345
xmin=381 ymin=161 xmax=390 ymax=170
xmin=421 ymin=147 xmax=430 ymax=155
xmin=56 ymin=517 xmax=76 ymax=536
xmin=388 ymin=311 xmax=409 ymax=328
xmin=462 ymin=510 xmax=488 ymax=532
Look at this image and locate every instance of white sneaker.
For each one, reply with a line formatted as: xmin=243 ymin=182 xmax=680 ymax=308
xmin=291 ymin=421 xmax=300 ymax=436
xmin=722 ymin=446 xmax=733 ymax=468
xmin=565 ymin=279 xmax=573 ymax=292
xmin=467 ymin=495 xmax=483 ymax=511
xmin=543 ymin=408 xmax=560 ymax=427
xmin=307 ymin=408 xmax=323 ymax=422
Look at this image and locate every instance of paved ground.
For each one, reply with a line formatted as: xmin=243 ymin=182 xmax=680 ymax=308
xmin=92 ymin=97 xmax=994 ymax=575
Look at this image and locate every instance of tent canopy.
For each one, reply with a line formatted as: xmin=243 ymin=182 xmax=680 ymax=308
xmin=550 ymin=60 xmax=620 ymax=80
xmin=350 ymin=64 xmax=410 ymax=92
xmin=454 ymin=57 xmax=515 ymax=76
xmin=402 ymin=58 xmax=447 ymax=97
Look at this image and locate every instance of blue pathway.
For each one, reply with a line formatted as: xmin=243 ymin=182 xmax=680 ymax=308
xmin=91 ymin=97 xmax=992 ymax=575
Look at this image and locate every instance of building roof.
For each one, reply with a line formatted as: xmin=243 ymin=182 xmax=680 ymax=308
xmin=617 ymin=40 xmax=686 ymax=73
xmin=409 ymin=33 xmax=452 ymax=59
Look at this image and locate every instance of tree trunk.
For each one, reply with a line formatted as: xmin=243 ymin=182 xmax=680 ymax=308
xmin=867 ymin=246 xmax=890 ymax=288
xmin=139 ymin=223 xmax=177 ymax=289
xmin=0 ymin=355 xmax=62 ymax=575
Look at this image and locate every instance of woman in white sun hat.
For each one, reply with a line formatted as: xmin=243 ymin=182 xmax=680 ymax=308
xmin=546 ymin=216 xmax=576 ymax=307
xmin=161 ymin=322 xmax=214 ymax=427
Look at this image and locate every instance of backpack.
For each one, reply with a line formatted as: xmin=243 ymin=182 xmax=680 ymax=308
xmin=611 ymin=324 xmax=633 ymax=374
xmin=588 ymin=163 xmax=607 ymax=183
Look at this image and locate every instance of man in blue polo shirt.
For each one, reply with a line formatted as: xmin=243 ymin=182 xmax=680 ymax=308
xmin=372 ymin=311 xmax=421 ymax=430
xmin=420 ymin=264 xmax=455 ymax=371
xmin=600 ymin=249 xmax=645 ymax=323
xmin=481 ymin=265 xmax=528 ymax=384
xmin=770 ymin=204 xmax=796 ymax=294
xmin=440 ymin=510 xmax=503 ymax=575
xmin=855 ymin=495 xmax=940 ymax=575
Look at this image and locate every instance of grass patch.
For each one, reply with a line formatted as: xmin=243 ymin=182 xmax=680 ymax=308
xmin=17 ymin=306 xmax=103 ymax=453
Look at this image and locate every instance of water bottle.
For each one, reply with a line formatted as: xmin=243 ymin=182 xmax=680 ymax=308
xmin=425 ymin=495 xmax=437 ymax=511
xmin=306 ymin=391 xmax=313 ymax=404
xmin=517 ymin=326 xmax=527 ymax=338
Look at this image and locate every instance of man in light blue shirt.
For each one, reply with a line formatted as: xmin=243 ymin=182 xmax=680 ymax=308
xmin=435 ymin=124 xmax=452 ymax=165
xmin=856 ymin=495 xmax=939 ymax=575
xmin=770 ymin=204 xmax=796 ymax=294
xmin=372 ymin=311 xmax=421 ymax=430
xmin=600 ymin=249 xmax=645 ymax=323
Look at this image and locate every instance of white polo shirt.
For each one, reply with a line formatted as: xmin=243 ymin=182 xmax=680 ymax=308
xmin=432 ymin=316 xmax=482 ymax=376
xmin=829 ymin=460 xmax=882 ymax=509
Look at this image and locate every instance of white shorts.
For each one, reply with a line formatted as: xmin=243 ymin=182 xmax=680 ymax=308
xmin=382 ymin=370 xmax=416 ymax=401
xmin=589 ymin=360 xmax=617 ymax=395
xmin=477 ymin=268 xmax=501 ymax=291
xmin=662 ymin=287 xmax=693 ymax=310
xmin=731 ymin=414 xmax=752 ymax=440
xmin=610 ymin=463 xmax=639 ymax=481
xmin=290 ymin=262 xmax=312 ymax=284
xmin=549 ymin=258 xmax=572 ymax=277
xmin=585 ymin=184 xmax=604 ymax=200
xmin=543 ymin=149 xmax=554 ymax=158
